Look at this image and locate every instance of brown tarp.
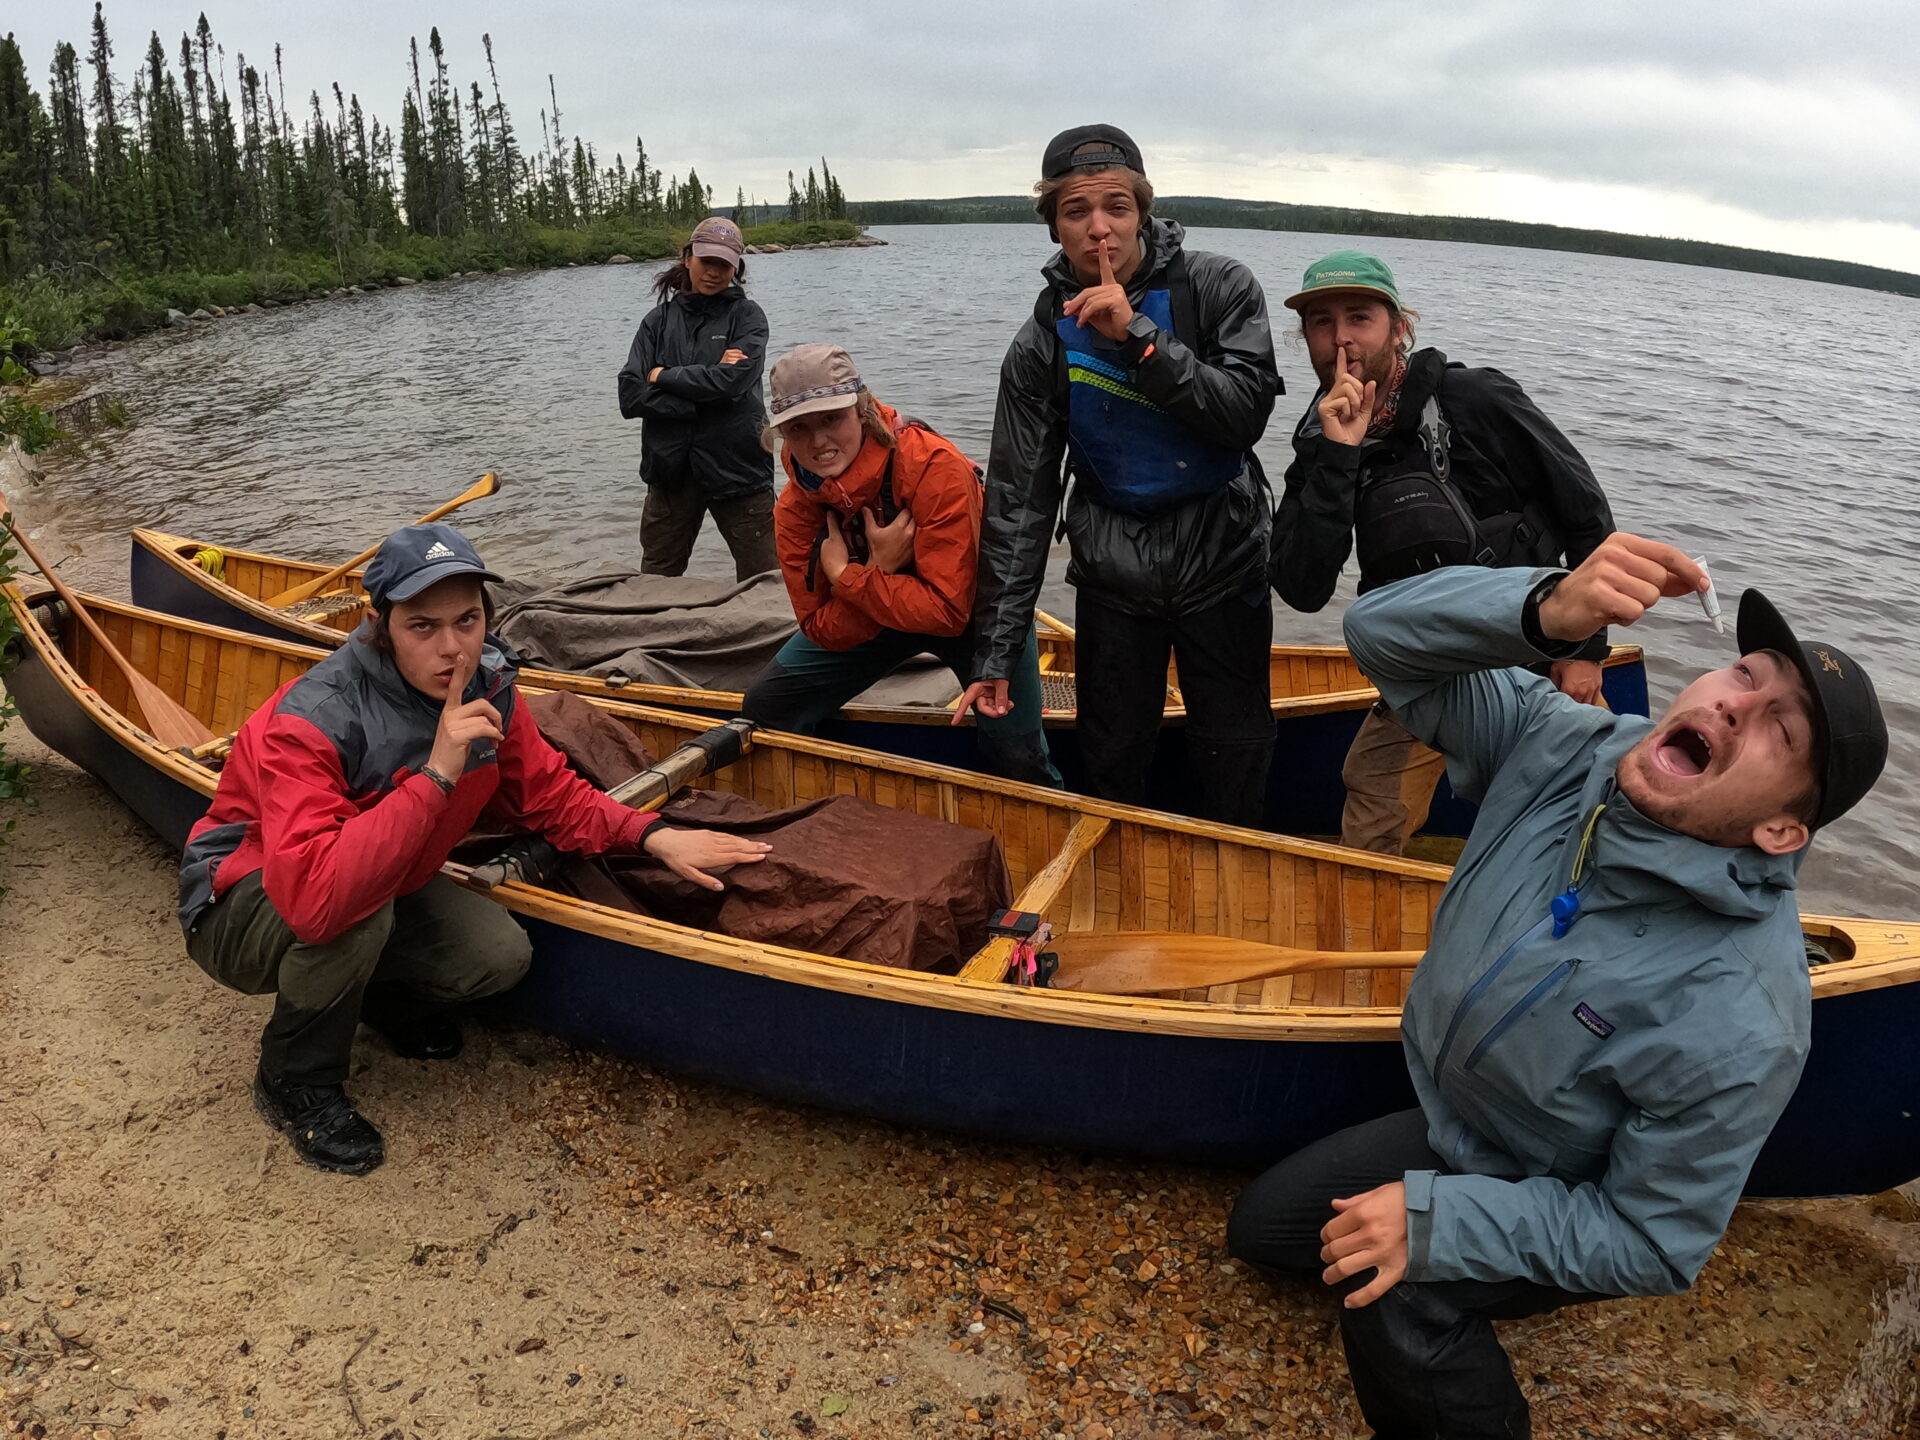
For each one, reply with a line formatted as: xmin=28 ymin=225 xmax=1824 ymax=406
xmin=524 ymin=692 xmax=1011 ymax=972
xmin=490 ymin=570 xmax=963 ymax=706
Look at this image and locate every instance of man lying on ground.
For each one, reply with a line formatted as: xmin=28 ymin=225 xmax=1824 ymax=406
xmin=178 ymin=522 xmax=769 ymax=1175
xmin=1228 ymin=534 xmax=1886 ymax=1438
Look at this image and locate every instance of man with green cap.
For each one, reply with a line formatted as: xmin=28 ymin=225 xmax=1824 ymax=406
xmin=1268 ymin=250 xmax=1616 ymax=854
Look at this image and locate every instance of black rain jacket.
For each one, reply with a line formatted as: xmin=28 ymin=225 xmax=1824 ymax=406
xmin=971 ymin=218 xmax=1279 ymax=681
xmin=1270 ymin=346 xmax=1615 ymax=614
xmin=617 ymin=283 xmax=773 ymax=502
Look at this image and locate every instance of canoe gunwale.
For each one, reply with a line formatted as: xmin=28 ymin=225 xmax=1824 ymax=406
xmin=130 ymin=528 xmax=1647 ymax=728
xmin=9 ymin=582 xmax=1915 ymax=1035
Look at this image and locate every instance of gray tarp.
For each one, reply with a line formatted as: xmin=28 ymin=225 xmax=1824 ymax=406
xmin=490 ymin=570 xmax=963 ymax=707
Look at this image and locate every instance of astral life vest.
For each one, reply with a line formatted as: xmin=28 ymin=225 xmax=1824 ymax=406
xmin=1040 ymin=251 xmax=1246 ymax=517
xmin=1352 ymin=390 xmax=1559 ymax=584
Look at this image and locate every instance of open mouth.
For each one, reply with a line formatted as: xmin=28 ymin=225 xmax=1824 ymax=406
xmin=1657 ymin=724 xmax=1713 ymax=777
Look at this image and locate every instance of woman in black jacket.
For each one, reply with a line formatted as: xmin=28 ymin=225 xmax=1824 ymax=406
xmin=617 ymin=216 xmax=776 ymax=580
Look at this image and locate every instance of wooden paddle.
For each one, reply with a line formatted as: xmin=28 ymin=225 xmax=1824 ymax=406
xmin=0 ymin=493 xmax=215 ymax=749
xmin=1033 ymin=607 xmax=1076 ymax=641
xmin=1049 ymin=931 xmax=1423 ymax=997
xmin=265 ymin=471 xmax=501 ymax=608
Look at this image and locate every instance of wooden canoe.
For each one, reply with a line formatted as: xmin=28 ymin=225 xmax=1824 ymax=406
xmin=128 ymin=526 xmax=1650 ymax=838
xmin=10 ymin=585 xmax=1905 ymax=1196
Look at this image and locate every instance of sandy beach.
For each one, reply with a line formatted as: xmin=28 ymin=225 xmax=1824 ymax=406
xmin=1 ymin=720 xmax=1916 ymax=1440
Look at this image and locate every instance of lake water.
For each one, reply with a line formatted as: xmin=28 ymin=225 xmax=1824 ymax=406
xmin=32 ymin=223 xmax=1920 ymax=916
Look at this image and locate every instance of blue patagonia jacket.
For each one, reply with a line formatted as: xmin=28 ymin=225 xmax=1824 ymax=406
xmin=1343 ymin=566 xmax=1811 ymax=1297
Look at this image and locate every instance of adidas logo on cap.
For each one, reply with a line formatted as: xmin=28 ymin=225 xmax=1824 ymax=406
xmin=425 ymin=541 xmax=456 ymax=560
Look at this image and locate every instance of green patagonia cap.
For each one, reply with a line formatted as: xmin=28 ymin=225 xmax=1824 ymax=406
xmin=1283 ymin=250 xmax=1401 ymax=311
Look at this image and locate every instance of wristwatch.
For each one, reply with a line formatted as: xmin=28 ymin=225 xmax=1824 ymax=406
xmin=1521 ymin=572 xmax=1582 ymax=657
xmin=1122 ymin=312 xmax=1159 ymax=365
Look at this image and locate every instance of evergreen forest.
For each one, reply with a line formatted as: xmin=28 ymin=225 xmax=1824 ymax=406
xmin=849 ymin=196 xmax=1920 ymax=300
xmin=0 ymin=6 xmax=855 ymax=347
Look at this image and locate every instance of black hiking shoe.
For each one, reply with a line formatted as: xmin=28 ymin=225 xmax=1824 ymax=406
xmin=366 ymin=1013 xmax=464 ymax=1061
xmin=252 ymin=1066 xmax=385 ymax=1175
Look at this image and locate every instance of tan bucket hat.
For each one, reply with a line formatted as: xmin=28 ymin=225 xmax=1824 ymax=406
xmin=768 ymin=344 xmax=865 ymax=422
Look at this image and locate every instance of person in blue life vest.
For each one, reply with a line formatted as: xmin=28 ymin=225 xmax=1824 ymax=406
xmin=1270 ymin=250 xmax=1616 ymax=856
xmin=1227 ymin=534 xmax=1888 ymax=1439
xmin=959 ymin=125 xmax=1281 ymax=826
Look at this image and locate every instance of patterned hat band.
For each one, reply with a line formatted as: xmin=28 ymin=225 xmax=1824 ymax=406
xmin=770 ymin=378 xmax=864 ymax=416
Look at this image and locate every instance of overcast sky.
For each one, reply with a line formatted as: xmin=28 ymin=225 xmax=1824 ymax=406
xmin=14 ymin=0 xmax=1920 ymax=272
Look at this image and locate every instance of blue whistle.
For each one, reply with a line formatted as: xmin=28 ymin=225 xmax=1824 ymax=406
xmin=1551 ymin=890 xmax=1582 ymax=939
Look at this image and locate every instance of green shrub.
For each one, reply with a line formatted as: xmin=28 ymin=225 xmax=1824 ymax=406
xmin=0 ymin=274 xmax=89 ymax=349
xmin=203 ymin=272 xmax=255 ymax=309
xmin=742 ymin=219 xmax=861 ymax=247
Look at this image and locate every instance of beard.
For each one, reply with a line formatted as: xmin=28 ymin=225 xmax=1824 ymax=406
xmin=1316 ymin=336 xmax=1401 ymax=391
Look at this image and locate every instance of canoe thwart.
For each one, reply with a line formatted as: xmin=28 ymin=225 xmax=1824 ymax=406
xmin=470 ymin=718 xmax=757 ymax=890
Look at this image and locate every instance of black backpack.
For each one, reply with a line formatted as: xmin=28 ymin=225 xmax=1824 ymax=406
xmin=1353 ymin=392 xmax=1555 ymax=583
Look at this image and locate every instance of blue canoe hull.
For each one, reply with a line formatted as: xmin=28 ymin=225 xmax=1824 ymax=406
xmin=8 ymin=610 xmax=1910 ymax=1197
xmin=129 ymin=540 xmax=1650 ymax=839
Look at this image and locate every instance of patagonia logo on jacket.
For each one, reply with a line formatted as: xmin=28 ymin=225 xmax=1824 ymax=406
xmin=1572 ymin=1002 xmax=1616 ymax=1038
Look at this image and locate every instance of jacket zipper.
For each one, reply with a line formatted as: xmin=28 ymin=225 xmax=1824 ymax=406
xmin=1432 ymin=913 xmax=1553 ymax=1075
xmin=1461 ymin=958 xmax=1581 ymax=1071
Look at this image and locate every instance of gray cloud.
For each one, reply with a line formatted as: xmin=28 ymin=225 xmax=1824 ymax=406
xmin=12 ymin=0 xmax=1920 ymax=235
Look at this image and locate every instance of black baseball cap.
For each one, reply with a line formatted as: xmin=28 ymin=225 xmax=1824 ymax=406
xmin=362 ymin=522 xmax=503 ymax=607
xmin=1736 ymin=589 xmax=1887 ymax=830
xmin=1041 ymin=124 xmax=1146 ymax=180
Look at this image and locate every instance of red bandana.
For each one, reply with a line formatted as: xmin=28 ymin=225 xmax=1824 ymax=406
xmin=1366 ymin=355 xmax=1410 ymax=439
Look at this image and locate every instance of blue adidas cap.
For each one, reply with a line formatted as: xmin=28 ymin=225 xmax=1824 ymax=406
xmin=362 ymin=522 xmax=503 ymax=607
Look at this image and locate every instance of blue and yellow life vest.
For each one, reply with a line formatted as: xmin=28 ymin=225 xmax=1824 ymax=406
xmin=1049 ymin=256 xmax=1246 ymax=517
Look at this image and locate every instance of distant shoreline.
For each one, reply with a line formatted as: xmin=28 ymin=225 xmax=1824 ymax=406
xmin=849 ymin=195 xmax=1920 ymax=300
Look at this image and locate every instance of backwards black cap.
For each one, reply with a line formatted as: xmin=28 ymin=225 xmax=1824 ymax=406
xmin=1736 ymin=589 xmax=1888 ymax=830
xmin=1041 ymin=124 xmax=1145 ymax=181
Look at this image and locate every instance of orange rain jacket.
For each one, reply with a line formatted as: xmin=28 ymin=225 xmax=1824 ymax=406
xmin=772 ymin=402 xmax=984 ymax=651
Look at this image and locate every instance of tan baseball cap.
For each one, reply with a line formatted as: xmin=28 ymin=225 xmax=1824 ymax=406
xmin=689 ymin=216 xmax=744 ymax=264
xmin=769 ymin=344 xmax=864 ymax=423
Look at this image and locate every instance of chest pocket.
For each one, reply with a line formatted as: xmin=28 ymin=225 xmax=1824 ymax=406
xmin=1461 ymin=962 xmax=1628 ymax=1176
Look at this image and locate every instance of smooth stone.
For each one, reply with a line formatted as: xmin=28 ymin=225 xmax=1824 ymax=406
xmin=606 ymin=254 xmax=633 ymax=264
xmin=395 ymin=275 xmax=418 ymax=286
xmin=165 ymin=308 xmax=186 ymax=324
xmin=188 ymin=308 xmax=211 ymax=320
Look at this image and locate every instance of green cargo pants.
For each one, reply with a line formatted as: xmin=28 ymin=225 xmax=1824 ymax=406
xmin=188 ymin=871 xmax=532 ymax=1085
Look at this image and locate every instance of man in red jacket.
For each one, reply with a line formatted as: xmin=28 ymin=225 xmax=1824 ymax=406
xmin=179 ymin=522 xmax=768 ymax=1174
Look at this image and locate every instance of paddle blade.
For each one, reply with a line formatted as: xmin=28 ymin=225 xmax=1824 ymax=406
xmin=1051 ymin=931 xmax=1421 ymax=997
xmin=126 ymin=670 xmax=215 ymax=749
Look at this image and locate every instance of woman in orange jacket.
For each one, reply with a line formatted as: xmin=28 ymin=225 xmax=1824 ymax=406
xmin=741 ymin=344 xmax=1061 ymax=788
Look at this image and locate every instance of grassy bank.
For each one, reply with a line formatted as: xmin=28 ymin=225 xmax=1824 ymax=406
xmin=1 ymin=219 xmax=863 ymax=351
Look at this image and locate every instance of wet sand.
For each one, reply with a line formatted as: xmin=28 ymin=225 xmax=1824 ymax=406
xmin=2 ymin=724 xmax=1917 ymax=1440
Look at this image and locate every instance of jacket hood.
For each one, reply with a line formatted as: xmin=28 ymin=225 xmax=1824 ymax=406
xmin=1580 ymin=722 xmax=1802 ymax=922
xmin=1042 ymin=216 xmax=1187 ymax=299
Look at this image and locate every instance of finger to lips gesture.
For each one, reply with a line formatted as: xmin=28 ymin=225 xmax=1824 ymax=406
xmin=1061 ymin=241 xmax=1134 ymax=342
xmin=1317 ymin=343 xmax=1377 ymax=448
xmin=1537 ymin=533 xmax=1708 ymax=643
xmin=1319 ymin=1181 xmax=1408 ymax=1308
xmin=428 ymin=649 xmax=504 ymax=781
